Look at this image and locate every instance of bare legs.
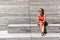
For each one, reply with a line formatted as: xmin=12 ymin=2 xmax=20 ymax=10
xmin=38 ymin=23 xmax=45 ymax=36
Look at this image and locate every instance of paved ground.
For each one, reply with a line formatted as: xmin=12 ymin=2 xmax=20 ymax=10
xmin=0 ymin=32 xmax=60 ymax=40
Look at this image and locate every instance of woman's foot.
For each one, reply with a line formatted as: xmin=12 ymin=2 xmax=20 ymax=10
xmin=41 ymin=32 xmax=46 ymax=36
xmin=41 ymin=32 xmax=44 ymax=36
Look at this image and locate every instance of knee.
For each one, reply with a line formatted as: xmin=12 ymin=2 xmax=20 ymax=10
xmin=39 ymin=23 xmax=43 ymax=26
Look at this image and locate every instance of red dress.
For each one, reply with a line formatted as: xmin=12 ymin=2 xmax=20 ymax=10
xmin=38 ymin=15 xmax=44 ymax=25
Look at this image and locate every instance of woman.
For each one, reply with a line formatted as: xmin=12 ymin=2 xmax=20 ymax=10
xmin=37 ymin=8 xmax=46 ymax=36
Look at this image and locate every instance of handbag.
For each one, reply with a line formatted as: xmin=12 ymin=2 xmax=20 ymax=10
xmin=44 ymin=21 xmax=48 ymax=26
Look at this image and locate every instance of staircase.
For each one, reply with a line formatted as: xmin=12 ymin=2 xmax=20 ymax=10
xmin=0 ymin=0 xmax=60 ymax=40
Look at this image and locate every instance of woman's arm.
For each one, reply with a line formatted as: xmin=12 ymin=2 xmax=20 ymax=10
xmin=37 ymin=14 xmax=39 ymax=22
xmin=43 ymin=14 xmax=46 ymax=23
xmin=44 ymin=14 xmax=46 ymax=22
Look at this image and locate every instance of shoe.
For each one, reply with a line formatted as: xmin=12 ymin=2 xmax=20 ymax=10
xmin=41 ymin=32 xmax=44 ymax=36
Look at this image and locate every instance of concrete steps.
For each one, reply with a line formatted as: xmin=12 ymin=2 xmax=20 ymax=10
xmin=0 ymin=32 xmax=59 ymax=40
xmin=0 ymin=0 xmax=59 ymax=40
xmin=0 ymin=31 xmax=59 ymax=40
xmin=7 ymin=24 xmax=60 ymax=33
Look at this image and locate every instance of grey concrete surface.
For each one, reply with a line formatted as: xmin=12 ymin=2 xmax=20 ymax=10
xmin=0 ymin=37 xmax=59 ymax=40
xmin=0 ymin=38 xmax=31 ymax=40
xmin=8 ymin=26 xmax=60 ymax=33
xmin=0 ymin=0 xmax=60 ymax=40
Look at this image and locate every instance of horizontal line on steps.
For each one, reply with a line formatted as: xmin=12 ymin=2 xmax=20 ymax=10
xmin=8 ymin=24 xmax=60 ymax=27
xmin=0 ymin=33 xmax=60 ymax=38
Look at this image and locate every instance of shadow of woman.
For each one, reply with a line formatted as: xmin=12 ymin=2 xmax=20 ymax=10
xmin=44 ymin=21 xmax=48 ymax=34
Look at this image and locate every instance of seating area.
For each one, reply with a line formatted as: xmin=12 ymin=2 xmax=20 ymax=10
xmin=0 ymin=0 xmax=60 ymax=40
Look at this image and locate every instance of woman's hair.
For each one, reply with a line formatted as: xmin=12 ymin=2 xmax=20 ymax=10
xmin=39 ymin=8 xmax=44 ymax=15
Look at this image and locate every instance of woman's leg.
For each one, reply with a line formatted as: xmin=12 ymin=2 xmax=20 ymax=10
xmin=39 ymin=23 xmax=44 ymax=32
xmin=41 ymin=24 xmax=44 ymax=33
xmin=39 ymin=23 xmax=45 ymax=36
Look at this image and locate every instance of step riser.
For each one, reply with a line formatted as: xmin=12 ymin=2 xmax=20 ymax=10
xmin=8 ymin=26 xmax=60 ymax=33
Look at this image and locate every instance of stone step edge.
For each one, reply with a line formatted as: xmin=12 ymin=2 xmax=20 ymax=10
xmin=0 ymin=33 xmax=60 ymax=38
xmin=8 ymin=24 xmax=60 ymax=27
